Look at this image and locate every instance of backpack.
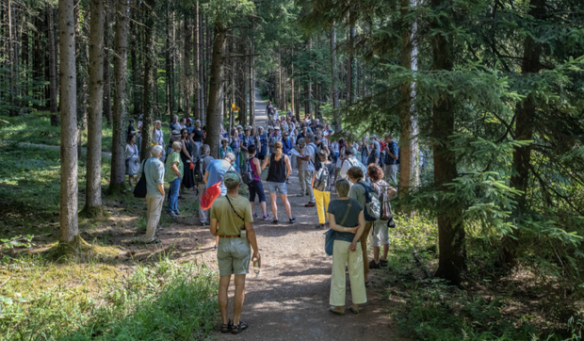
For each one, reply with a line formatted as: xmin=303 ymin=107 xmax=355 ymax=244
xmin=241 ymin=158 xmax=255 ymax=185
xmin=194 ymin=157 xmax=203 ymax=182
xmin=346 ymin=158 xmax=367 ymax=176
xmin=356 ymin=181 xmax=381 ymax=222
xmin=311 ymin=143 xmax=323 ymax=170
xmin=313 ymin=164 xmax=329 ymax=191
xmin=374 ymin=181 xmax=392 ymax=221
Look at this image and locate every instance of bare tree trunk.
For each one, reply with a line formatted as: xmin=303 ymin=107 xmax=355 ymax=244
xmin=205 ymin=22 xmax=227 ymax=157
xmin=398 ymin=0 xmax=420 ymax=198
xmin=431 ymin=0 xmax=465 ymax=285
xmin=108 ymin=0 xmax=130 ymax=194
xmin=84 ymin=0 xmax=105 ymax=215
xmin=290 ymin=63 xmax=295 ymax=116
xmin=183 ymin=16 xmax=192 ymax=118
xmin=249 ymin=33 xmax=255 ymax=126
xmin=75 ymin=3 xmax=88 ymax=158
xmin=330 ymin=25 xmax=340 ymax=131
xmin=7 ymin=0 xmax=16 ymax=117
xmin=502 ymin=0 xmax=545 ymax=266
xmin=200 ymin=13 xmax=206 ymax=122
xmin=103 ymin=3 xmax=112 ymax=126
xmin=193 ymin=2 xmax=200 ymax=121
xmin=140 ymin=0 xmax=156 ymax=160
xmin=58 ymin=0 xmax=79 ymax=244
xmin=47 ymin=2 xmax=60 ymax=125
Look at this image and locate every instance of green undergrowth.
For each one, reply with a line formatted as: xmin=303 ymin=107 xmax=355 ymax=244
xmin=0 ymin=255 xmax=218 ymax=340
xmin=384 ymin=215 xmax=583 ymax=341
xmin=0 ymin=114 xmax=113 ymax=151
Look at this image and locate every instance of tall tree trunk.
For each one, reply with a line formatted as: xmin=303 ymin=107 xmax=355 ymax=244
xmin=205 ymin=22 xmax=227 ymax=157
xmin=200 ymin=13 xmax=206 ymax=122
xmin=193 ymin=2 xmax=200 ymax=121
xmin=183 ymin=16 xmax=192 ymax=118
xmin=502 ymin=0 xmax=545 ymax=265
xmin=307 ymin=38 xmax=313 ymax=114
xmin=108 ymin=0 xmax=130 ymax=193
xmin=248 ymin=33 xmax=255 ymax=126
xmin=130 ymin=16 xmax=140 ymax=117
xmin=348 ymin=25 xmax=356 ymax=104
xmin=290 ymin=63 xmax=295 ymax=116
xmin=85 ymin=0 xmax=105 ymax=215
xmin=140 ymin=0 xmax=156 ymax=160
xmin=7 ymin=0 xmax=16 ymax=117
xmin=431 ymin=0 xmax=465 ymax=285
xmin=58 ymin=0 xmax=79 ymax=244
xmin=399 ymin=0 xmax=420 ymax=197
xmin=103 ymin=4 xmax=112 ymax=126
xmin=47 ymin=3 xmax=60 ymax=125
xmin=330 ymin=25 xmax=340 ymax=131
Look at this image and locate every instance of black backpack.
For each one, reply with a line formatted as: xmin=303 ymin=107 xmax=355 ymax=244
xmin=313 ymin=164 xmax=329 ymax=191
xmin=311 ymin=143 xmax=323 ymax=171
xmin=133 ymin=159 xmax=149 ymax=198
xmin=194 ymin=157 xmax=203 ymax=182
xmin=240 ymin=158 xmax=255 ymax=185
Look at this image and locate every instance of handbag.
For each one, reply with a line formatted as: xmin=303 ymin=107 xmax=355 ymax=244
xmin=325 ymin=201 xmax=352 ymax=256
xmin=133 ymin=159 xmax=149 ymax=198
xmin=226 ymin=195 xmax=246 ymax=237
xmin=387 ymin=205 xmax=396 ymax=228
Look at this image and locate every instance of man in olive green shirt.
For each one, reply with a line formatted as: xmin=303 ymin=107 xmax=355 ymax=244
xmin=210 ymin=172 xmax=260 ymax=334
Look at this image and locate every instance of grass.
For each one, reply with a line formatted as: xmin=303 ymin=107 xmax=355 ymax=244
xmin=0 ymin=255 xmax=218 ymax=340
xmin=0 ymin=114 xmax=113 ymax=152
xmin=382 ymin=215 xmax=583 ymax=340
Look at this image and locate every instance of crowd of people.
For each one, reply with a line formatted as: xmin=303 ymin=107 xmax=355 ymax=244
xmin=131 ymin=102 xmax=406 ymax=334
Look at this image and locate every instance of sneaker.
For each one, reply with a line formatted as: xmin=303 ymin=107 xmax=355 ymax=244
xmin=272 ymin=219 xmax=279 ymax=224
xmin=369 ymin=260 xmax=381 ymax=269
xmin=315 ymin=224 xmax=325 ymax=229
xmin=174 ymin=210 xmax=182 ymax=216
xmin=296 ymin=194 xmax=305 ymax=197
xmin=214 ymin=245 xmax=218 ymax=250
xmin=289 ymin=217 xmax=296 ymax=224
xmin=167 ymin=211 xmax=179 ymax=219
xmin=380 ymin=259 xmax=388 ymax=266
xmin=304 ymin=202 xmax=316 ymax=207
xmin=200 ymin=221 xmax=208 ymax=226
xmin=262 ymin=215 xmax=272 ymax=221
xmin=145 ymin=238 xmax=161 ymax=244
xmin=253 ymin=213 xmax=259 ymax=219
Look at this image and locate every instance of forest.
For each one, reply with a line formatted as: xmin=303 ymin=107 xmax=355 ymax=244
xmin=0 ymin=0 xmax=584 ymax=340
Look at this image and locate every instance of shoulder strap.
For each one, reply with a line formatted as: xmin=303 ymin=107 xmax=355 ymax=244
xmin=339 ymin=201 xmax=352 ymax=226
xmin=225 ymin=195 xmax=245 ymax=222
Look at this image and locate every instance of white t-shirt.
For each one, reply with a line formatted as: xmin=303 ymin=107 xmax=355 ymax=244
xmin=330 ymin=141 xmax=339 ymax=154
xmin=153 ymin=129 xmax=164 ymax=145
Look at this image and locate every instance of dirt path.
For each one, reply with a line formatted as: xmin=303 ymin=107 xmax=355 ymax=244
xmin=140 ymin=93 xmax=405 ymax=340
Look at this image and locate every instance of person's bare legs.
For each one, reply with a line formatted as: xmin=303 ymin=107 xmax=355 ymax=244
xmin=218 ymin=275 xmax=231 ymax=324
xmin=381 ymin=243 xmax=389 ymax=262
xmin=270 ymin=193 xmax=278 ymax=220
xmin=280 ymin=194 xmax=292 ymax=219
xmin=373 ymin=246 xmax=380 ymax=263
xmin=233 ymin=274 xmax=247 ymax=325
xmin=250 ymin=201 xmax=255 ymax=214
xmin=261 ymin=201 xmax=268 ymax=216
xmin=128 ymin=175 xmax=134 ymax=187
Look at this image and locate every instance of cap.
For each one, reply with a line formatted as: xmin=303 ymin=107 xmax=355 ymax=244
xmin=172 ymin=129 xmax=181 ymax=137
xmin=268 ymin=126 xmax=274 ymax=130
xmin=223 ymin=171 xmax=241 ymax=184
xmin=275 ymin=126 xmax=280 ymax=130
xmin=237 ymin=125 xmax=243 ymax=129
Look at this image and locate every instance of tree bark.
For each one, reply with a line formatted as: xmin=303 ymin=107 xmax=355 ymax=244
xmin=193 ymin=2 xmax=200 ymax=121
xmin=502 ymin=0 xmax=545 ymax=265
xmin=249 ymin=33 xmax=255 ymax=126
xmin=85 ymin=0 xmax=105 ymax=215
xmin=58 ymin=0 xmax=79 ymax=243
xmin=108 ymin=0 xmax=130 ymax=193
xmin=348 ymin=25 xmax=356 ymax=104
xmin=103 ymin=4 xmax=112 ymax=126
xmin=140 ymin=0 xmax=156 ymax=160
xmin=330 ymin=25 xmax=340 ymax=131
xmin=205 ymin=22 xmax=227 ymax=157
xmin=399 ymin=0 xmax=420 ymax=197
xmin=47 ymin=3 xmax=60 ymax=125
xmin=183 ymin=16 xmax=192 ymax=118
xmin=431 ymin=0 xmax=466 ymax=285
xmin=7 ymin=0 xmax=16 ymax=117
xmin=290 ymin=62 xmax=295 ymax=116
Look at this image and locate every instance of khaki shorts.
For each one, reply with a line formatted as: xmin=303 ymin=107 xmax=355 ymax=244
xmin=217 ymin=238 xmax=251 ymax=276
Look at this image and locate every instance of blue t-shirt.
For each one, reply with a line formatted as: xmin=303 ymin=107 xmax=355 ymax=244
xmin=385 ymin=140 xmax=399 ymax=165
xmin=138 ymin=158 xmax=165 ymax=197
xmin=205 ymin=159 xmax=234 ymax=196
xmin=259 ymin=133 xmax=268 ymax=156
xmin=282 ymin=138 xmax=293 ymax=155
xmin=327 ymin=198 xmax=363 ymax=243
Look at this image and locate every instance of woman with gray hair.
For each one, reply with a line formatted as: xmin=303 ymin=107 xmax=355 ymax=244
xmin=327 ymin=178 xmax=367 ymax=315
xmin=165 ymin=141 xmax=183 ymax=218
xmin=170 ymin=115 xmax=182 ymax=133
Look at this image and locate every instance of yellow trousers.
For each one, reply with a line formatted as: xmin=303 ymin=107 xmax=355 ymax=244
xmin=313 ymin=188 xmax=330 ymax=225
xmin=330 ymin=240 xmax=367 ymax=306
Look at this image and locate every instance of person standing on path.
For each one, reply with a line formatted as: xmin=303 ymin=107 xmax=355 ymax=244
xmin=384 ymin=134 xmax=399 ymax=185
xmin=347 ymin=166 xmax=375 ymax=282
xmin=257 ymin=127 xmax=268 ymax=162
xmin=295 ymin=140 xmax=308 ymax=196
xmin=261 ymin=142 xmax=296 ymax=224
xmin=247 ymin=145 xmax=271 ymax=221
xmin=179 ymin=128 xmax=195 ymax=193
xmin=311 ymin=149 xmax=334 ymax=229
xmin=359 ymin=137 xmax=369 ymax=165
xmin=210 ymin=172 xmax=260 ymax=335
xmin=138 ymin=145 xmax=165 ymax=244
xmin=328 ymin=179 xmax=367 ymax=315
xmin=367 ymin=136 xmax=381 ymax=167
xmin=241 ymin=126 xmax=253 ymax=162
xmin=152 ymin=120 xmax=165 ymax=159
xmin=165 ymin=141 xmax=183 ymax=218
xmin=298 ymin=133 xmax=317 ymax=207
xmin=125 ymin=134 xmax=140 ymax=187
xmin=339 ymin=147 xmax=362 ymax=182
xmin=367 ymin=164 xmax=397 ymax=269
xmin=219 ymin=138 xmax=234 ymax=160
xmin=198 ymin=145 xmax=214 ymax=225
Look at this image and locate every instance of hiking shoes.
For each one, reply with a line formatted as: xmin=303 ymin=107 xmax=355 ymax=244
xmin=369 ymin=260 xmax=381 ymax=269
xmin=289 ymin=217 xmax=296 ymax=224
xmin=304 ymin=202 xmax=316 ymax=207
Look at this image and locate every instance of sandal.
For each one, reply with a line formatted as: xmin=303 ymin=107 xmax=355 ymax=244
xmin=231 ymin=321 xmax=249 ymax=334
xmin=329 ymin=306 xmax=345 ymax=315
xmin=220 ymin=320 xmax=232 ymax=333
